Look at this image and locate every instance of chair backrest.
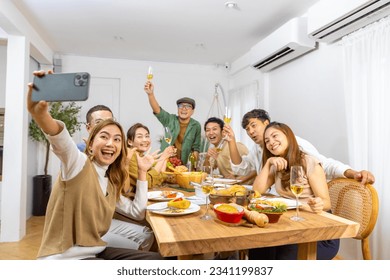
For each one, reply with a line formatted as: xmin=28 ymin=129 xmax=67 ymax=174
xmin=328 ymin=178 xmax=379 ymax=259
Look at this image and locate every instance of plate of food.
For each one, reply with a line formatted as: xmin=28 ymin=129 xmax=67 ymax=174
xmin=252 ymin=197 xmax=302 ymax=209
xmin=147 ymin=199 xmax=200 ymax=216
xmin=147 ymin=190 xmax=184 ymax=201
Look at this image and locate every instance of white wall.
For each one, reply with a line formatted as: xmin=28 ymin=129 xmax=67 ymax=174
xmin=268 ymin=43 xmax=349 ymax=163
xmin=0 ymin=44 xmax=6 ymax=108
xmin=0 ymin=44 xmax=4 ymax=217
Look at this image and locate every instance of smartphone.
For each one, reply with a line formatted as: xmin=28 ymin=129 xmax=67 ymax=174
xmin=32 ymin=72 xmax=90 ymax=102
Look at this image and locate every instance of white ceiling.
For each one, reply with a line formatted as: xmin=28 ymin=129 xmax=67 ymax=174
xmin=7 ymin=0 xmax=319 ymax=65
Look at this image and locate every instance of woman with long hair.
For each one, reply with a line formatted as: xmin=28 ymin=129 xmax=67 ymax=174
xmin=251 ymin=122 xmax=338 ymax=260
xmin=28 ymin=71 xmax=161 ymax=260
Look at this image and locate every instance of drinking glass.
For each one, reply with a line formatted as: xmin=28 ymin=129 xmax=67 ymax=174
xmin=290 ymin=165 xmax=305 ymax=221
xmin=164 ymin=127 xmax=172 ymax=145
xmin=223 ymin=107 xmax=232 ymax=125
xmin=216 ymin=139 xmax=225 ymax=152
xmin=147 ymin=66 xmax=153 ymax=80
xmin=200 ymin=179 xmax=214 ymax=220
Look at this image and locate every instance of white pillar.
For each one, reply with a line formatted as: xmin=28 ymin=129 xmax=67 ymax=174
xmin=0 ymin=35 xmax=29 ymax=241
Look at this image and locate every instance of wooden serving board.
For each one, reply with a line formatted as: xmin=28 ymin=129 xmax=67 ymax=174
xmin=214 ymin=218 xmax=253 ymax=228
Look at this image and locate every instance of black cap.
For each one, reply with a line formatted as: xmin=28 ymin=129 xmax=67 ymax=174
xmin=176 ymin=97 xmax=195 ymax=109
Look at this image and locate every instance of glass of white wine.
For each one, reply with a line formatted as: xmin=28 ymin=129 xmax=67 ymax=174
xmin=147 ymin=66 xmax=153 ymax=80
xmin=223 ymin=107 xmax=232 ymax=125
xmin=290 ymin=165 xmax=305 ymax=221
xmin=200 ymin=182 xmax=214 ymax=220
xmin=164 ymin=127 xmax=172 ymax=145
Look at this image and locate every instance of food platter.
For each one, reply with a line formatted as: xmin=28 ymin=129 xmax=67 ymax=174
xmin=260 ymin=197 xmax=302 ymax=209
xmin=147 ymin=191 xmax=184 ymax=201
xmin=147 ymin=202 xmax=200 ymax=216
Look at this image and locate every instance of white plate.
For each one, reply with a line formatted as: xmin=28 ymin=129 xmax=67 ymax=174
xmin=212 ymin=178 xmax=242 ymax=185
xmin=147 ymin=201 xmax=200 ymax=216
xmin=147 ymin=191 xmax=184 ymax=201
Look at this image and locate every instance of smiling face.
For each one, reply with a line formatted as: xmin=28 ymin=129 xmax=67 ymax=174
xmin=264 ymin=126 xmax=288 ymax=157
xmin=205 ymin=121 xmax=223 ymax=146
xmin=245 ymin=118 xmax=269 ymax=146
xmin=127 ymin=127 xmax=151 ymax=153
xmin=177 ymin=103 xmax=194 ymax=122
xmin=89 ymin=124 xmax=123 ymax=166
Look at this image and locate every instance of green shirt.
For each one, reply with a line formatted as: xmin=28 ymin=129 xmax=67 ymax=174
xmin=155 ymin=107 xmax=201 ymax=163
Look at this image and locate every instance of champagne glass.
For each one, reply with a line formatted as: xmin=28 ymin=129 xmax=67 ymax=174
xmin=164 ymin=127 xmax=172 ymax=145
xmin=290 ymin=165 xmax=305 ymax=221
xmin=147 ymin=66 xmax=153 ymax=80
xmin=200 ymin=173 xmax=214 ymax=220
xmin=223 ymin=107 xmax=232 ymax=125
xmin=216 ymin=139 xmax=225 ymax=152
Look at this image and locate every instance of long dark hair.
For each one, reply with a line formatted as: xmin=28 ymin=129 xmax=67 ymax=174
xmin=262 ymin=122 xmax=306 ymax=190
xmin=86 ymin=119 xmax=128 ymax=200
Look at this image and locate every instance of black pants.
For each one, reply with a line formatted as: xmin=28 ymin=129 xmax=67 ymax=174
xmin=248 ymin=239 xmax=340 ymax=260
xmin=83 ymin=247 xmax=163 ymax=260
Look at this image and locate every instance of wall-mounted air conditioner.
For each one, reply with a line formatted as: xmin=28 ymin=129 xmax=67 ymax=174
xmin=251 ymin=17 xmax=316 ymax=72
xmin=308 ymin=0 xmax=390 ymax=43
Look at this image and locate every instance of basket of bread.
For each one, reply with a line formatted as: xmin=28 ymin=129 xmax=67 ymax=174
xmin=209 ymin=185 xmax=260 ymax=206
xmin=164 ymin=160 xmax=206 ymax=189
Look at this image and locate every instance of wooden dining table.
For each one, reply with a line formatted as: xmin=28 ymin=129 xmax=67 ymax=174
xmin=146 ymin=188 xmax=360 ymax=260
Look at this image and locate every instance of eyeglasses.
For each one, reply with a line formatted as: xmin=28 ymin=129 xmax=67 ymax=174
xmin=178 ymin=104 xmax=193 ymax=109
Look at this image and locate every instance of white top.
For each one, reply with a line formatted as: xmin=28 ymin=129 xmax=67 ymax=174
xmin=38 ymin=121 xmax=147 ymax=260
xmin=231 ymin=135 xmax=351 ymax=181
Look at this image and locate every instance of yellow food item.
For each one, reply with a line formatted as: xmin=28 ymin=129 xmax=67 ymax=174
xmin=175 ymin=165 xmax=188 ymax=172
xmin=216 ymin=204 xmax=239 ymax=214
xmin=253 ymin=191 xmax=261 ymax=198
xmin=216 ymin=185 xmax=247 ymax=196
xmin=243 ymin=208 xmax=268 ymax=227
xmin=167 ymin=198 xmax=191 ymax=209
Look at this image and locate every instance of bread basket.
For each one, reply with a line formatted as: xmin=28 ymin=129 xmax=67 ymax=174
xmin=176 ymin=172 xmax=206 ymax=189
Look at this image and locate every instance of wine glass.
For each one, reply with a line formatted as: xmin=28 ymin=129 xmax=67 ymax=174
xmin=200 ymin=173 xmax=214 ymax=220
xmin=164 ymin=127 xmax=172 ymax=145
xmin=223 ymin=107 xmax=232 ymax=125
xmin=290 ymin=165 xmax=305 ymax=221
xmin=147 ymin=66 xmax=153 ymax=80
xmin=216 ymin=139 xmax=225 ymax=152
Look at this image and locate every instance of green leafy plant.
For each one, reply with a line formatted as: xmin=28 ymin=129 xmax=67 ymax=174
xmin=29 ymin=102 xmax=82 ymax=175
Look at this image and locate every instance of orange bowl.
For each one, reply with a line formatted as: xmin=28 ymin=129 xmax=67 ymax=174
xmin=213 ymin=203 xmax=244 ymax=224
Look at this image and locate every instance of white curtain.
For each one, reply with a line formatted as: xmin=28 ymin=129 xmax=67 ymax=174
xmin=228 ymin=81 xmax=260 ymax=149
xmin=342 ymin=16 xmax=390 ymax=260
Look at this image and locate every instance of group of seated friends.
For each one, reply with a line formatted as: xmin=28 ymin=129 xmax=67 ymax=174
xmin=28 ymin=71 xmax=375 ymax=260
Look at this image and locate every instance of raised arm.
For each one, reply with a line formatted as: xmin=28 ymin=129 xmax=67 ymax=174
xmin=144 ymin=81 xmax=161 ymax=114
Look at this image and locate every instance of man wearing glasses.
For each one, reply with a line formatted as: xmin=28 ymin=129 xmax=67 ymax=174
xmin=77 ymin=105 xmax=115 ymax=152
xmin=144 ymin=81 xmax=201 ymax=164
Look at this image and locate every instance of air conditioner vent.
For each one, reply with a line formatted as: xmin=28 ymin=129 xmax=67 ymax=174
xmin=250 ymin=17 xmax=316 ymax=72
xmin=308 ymin=0 xmax=390 ymax=43
xmin=252 ymin=47 xmax=294 ymax=70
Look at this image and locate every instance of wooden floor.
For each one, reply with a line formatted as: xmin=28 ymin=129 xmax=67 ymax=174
xmin=0 ymin=216 xmax=44 ymax=260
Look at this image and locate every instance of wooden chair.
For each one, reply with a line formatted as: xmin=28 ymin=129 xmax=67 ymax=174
xmin=328 ymin=178 xmax=379 ymax=260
